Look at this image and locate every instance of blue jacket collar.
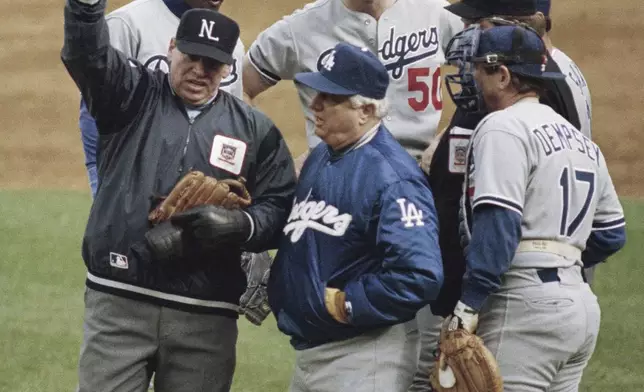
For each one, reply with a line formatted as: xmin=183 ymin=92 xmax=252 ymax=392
xmin=163 ymin=0 xmax=191 ymax=18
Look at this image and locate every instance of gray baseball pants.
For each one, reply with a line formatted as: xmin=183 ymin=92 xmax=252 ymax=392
xmin=478 ymin=266 xmax=600 ymax=392
xmin=77 ymin=288 xmax=237 ymax=392
xmin=583 ymin=265 xmax=596 ymax=286
xmin=408 ymin=305 xmax=443 ymax=392
xmin=288 ymin=321 xmax=419 ymax=392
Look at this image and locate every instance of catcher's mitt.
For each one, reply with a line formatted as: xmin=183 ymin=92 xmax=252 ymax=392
xmin=430 ymin=327 xmax=502 ymax=392
xmin=239 ymin=251 xmax=273 ymax=326
xmin=149 ymin=171 xmax=251 ymax=224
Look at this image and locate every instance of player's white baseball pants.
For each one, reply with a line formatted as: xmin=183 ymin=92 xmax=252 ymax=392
xmin=288 ymin=321 xmax=418 ymax=392
xmin=477 ymin=265 xmax=600 ymax=392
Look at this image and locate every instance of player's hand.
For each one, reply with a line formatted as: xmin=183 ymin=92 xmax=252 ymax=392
xmin=445 ymin=300 xmax=479 ymax=334
xmin=420 ymin=127 xmax=445 ymax=176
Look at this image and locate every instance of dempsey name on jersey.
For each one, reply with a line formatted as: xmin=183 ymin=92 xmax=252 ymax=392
xmin=532 ymin=123 xmax=599 ymax=163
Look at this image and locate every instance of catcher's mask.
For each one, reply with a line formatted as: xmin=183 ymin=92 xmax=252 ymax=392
xmin=445 ymin=25 xmax=484 ymax=112
xmin=445 ymin=21 xmax=563 ymax=113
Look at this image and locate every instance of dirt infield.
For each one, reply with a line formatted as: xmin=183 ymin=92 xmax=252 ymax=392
xmin=1 ymin=0 xmax=641 ymax=196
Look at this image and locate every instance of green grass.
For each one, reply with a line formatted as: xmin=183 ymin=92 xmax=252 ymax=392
xmin=0 ymin=190 xmax=642 ymax=392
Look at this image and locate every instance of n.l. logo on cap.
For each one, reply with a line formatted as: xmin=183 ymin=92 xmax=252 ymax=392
xmin=199 ymin=19 xmax=220 ymax=42
xmin=321 ymin=50 xmax=336 ymax=71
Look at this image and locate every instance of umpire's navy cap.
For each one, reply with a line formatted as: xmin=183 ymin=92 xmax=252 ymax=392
xmin=474 ymin=25 xmax=564 ymax=80
xmin=294 ymin=43 xmax=389 ymax=100
xmin=445 ymin=0 xmax=536 ymax=20
xmin=175 ymin=9 xmax=239 ymax=65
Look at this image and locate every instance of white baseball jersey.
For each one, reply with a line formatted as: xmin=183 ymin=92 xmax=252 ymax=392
xmin=551 ymin=48 xmax=592 ymax=138
xmin=106 ymin=0 xmax=244 ymax=98
xmin=247 ymin=0 xmax=463 ymax=158
xmin=463 ymin=97 xmax=624 ymax=269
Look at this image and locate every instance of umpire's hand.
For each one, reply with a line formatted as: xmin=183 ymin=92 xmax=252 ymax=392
xmin=171 ymin=205 xmax=252 ymax=249
xmin=145 ymin=220 xmax=184 ymax=264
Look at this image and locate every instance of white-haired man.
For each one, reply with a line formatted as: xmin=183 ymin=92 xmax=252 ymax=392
xmin=268 ymin=42 xmax=444 ymax=392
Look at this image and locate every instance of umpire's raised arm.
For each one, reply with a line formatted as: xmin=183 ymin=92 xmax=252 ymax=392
xmin=61 ymin=0 xmax=145 ymax=133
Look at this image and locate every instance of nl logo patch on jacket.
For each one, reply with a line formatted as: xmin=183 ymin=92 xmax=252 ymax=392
xmin=210 ymin=135 xmax=247 ymax=175
xmin=283 ymin=190 xmax=352 ymax=243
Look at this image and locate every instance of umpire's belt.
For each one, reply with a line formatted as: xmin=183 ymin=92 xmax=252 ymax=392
xmin=516 ymin=240 xmax=582 ymax=260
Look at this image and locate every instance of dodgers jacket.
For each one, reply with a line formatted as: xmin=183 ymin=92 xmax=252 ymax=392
xmin=268 ymin=125 xmax=444 ymax=349
xmin=61 ymin=0 xmax=296 ymax=316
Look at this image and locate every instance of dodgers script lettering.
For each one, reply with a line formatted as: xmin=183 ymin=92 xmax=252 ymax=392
xmin=379 ymin=26 xmax=440 ymax=79
xmin=283 ymin=192 xmax=352 ymax=243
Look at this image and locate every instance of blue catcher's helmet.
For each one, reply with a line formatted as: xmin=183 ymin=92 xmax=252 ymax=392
xmin=445 ymin=25 xmax=484 ymax=112
xmin=445 ymin=24 xmax=564 ymax=113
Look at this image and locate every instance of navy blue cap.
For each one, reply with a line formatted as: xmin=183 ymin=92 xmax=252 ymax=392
xmin=294 ymin=43 xmax=389 ymax=99
xmin=176 ymin=9 xmax=240 ymax=65
xmin=474 ymin=25 xmax=564 ymax=79
xmin=445 ymin=0 xmax=536 ymax=20
xmin=535 ymin=0 xmax=551 ymax=16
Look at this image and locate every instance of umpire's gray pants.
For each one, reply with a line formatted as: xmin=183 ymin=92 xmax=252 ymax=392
xmin=77 ymin=288 xmax=237 ymax=392
xmin=407 ymin=305 xmax=443 ymax=392
xmin=289 ymin=321 xmax=418 ymax=392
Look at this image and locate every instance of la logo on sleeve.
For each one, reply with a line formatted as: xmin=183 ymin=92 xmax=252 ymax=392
xmin=210 ymin=135 xmax=247 ymax=175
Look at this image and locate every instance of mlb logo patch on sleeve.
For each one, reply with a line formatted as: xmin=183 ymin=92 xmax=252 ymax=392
xmin=210 ymin=135 xmax=247 ymax=175
xmin=109 ymin=252 xmax=129 ymax=269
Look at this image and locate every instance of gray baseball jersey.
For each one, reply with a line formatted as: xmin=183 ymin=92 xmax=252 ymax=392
xmin=464 ymin=97 xmax=624 ymax=269
xmin=247 ymin=0 xmax=463 ymax=158
xmin=551 ymin=48 xmax=592 ymax=138
xmin=106 ymin=0 xmax=244 ymax=98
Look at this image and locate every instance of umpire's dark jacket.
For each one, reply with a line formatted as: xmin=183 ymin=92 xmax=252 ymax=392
xmin=61 ymin=0 xmax=296 ymax=317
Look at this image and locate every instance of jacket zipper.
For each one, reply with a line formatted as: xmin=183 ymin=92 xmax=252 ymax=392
xmin=178 ymin=106 xmax=212 ymax=176
xmin=178 ymin=117 xmax=194 ymax=176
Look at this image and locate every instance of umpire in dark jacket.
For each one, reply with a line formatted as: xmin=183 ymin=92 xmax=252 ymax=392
xmin=61 ymin=0 xmax=296 ymax=391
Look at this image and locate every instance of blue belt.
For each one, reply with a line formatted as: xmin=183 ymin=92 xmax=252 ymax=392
xmin=537 ymin=267 xmax=587 ymax=283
